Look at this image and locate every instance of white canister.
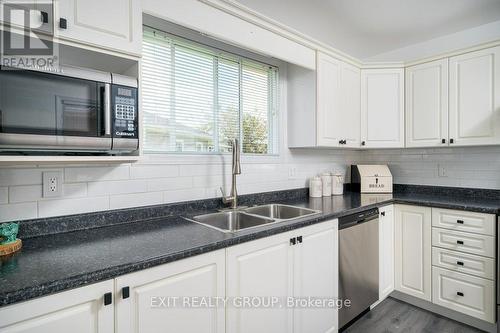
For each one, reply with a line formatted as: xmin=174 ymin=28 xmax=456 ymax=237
xmin=309 ymin=176 xmax=323 ymax=198
xmin=321 ymin=172 xmax=332 ymax=196
xmin=332 ymin=173 xmax=344 ymax=195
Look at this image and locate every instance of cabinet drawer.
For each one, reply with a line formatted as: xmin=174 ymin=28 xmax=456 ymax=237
xmin=432 ymin=208 xmax=495 ymax=236
xmin=432 ymin=228 xmax=495 ymax=258
xmin=432 ymin=267 xmax=495 ymax=323
xmin=432 ymin=247 xmax=495 ymax=280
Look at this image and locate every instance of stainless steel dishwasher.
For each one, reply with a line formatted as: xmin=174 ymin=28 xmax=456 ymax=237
xmin=338 ymin=208 xmax=379 ymax=330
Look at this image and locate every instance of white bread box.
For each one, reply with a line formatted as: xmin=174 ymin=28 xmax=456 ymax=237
xmin=351 ymin=165 xmax=393 ymax=193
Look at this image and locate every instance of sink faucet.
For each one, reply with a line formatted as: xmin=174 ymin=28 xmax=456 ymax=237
xmin=220 ymin=139 xmax=241 ymax=209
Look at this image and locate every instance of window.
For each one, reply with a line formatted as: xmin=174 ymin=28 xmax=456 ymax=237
xmin=142 ymin=27 xmax=279 ymax=155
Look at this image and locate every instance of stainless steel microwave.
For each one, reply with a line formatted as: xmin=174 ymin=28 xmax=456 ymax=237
xmin=0 ymin=66 xmax=139 ymax=153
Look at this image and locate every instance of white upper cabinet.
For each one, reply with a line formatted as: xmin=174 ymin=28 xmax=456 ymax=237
xmin=288 ymin=52 xmax=360 ymax=148
xmin=55 ymin=0 xmax=142 ymax=56
xmin=449 ymin=46 xmax=500 ymax=146
xmin=406 ymin=59 xmax=449 ymax=148
xmin=361 ymin=68 xmax=405 ymax=148
xmin=316 ymin=52 xmax=342 ymax=147
xmin=339 ymin=63 xmax=361 ymax=148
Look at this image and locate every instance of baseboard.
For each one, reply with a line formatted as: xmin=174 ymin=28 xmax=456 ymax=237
xmin=391 ymin=291 xmax=497 ymax=333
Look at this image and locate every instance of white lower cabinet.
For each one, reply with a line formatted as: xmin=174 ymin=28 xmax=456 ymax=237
xmin=394 ymin=205 xmax=432 ymax=301
xmin=115 ymin=249 xmax=226 ymax=333
xmin=0 ymin=280 xmax=114 ymax=333
xmin=432 ymin=267 xmax=495 ymax=323
xmin=379 ymin=205 xmax=395 ymax=301
xmin=226 ymin=220 xmax=338 ymax=333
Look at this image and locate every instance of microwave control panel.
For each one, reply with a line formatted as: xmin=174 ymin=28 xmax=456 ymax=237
xmin=112 ymin=85 xmax=138 ymax=139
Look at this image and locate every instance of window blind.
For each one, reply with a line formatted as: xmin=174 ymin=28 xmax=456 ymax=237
xmin=142 ymin=27 xmax=279 ymax=154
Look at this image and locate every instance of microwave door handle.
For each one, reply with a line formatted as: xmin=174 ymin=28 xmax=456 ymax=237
xmin=103 ymin=83 xmax=111 ymax=136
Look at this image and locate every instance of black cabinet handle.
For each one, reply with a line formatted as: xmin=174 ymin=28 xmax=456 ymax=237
xmin=441 ymin=139 xmax=446 ymax=144
xmin=456 ymin=292 xmax=464 ymax=297
xmin=104 ymin=292 xmax=112 ymax=306
xmin=59 ymin=18 xmax=67 ymax=29
xmin=122 ymin=286 xmax=130 ymax=299
xmin=290 ymin=238 xmax=296 ymax=246
xmin=361 ymin=141 xmax=366 ymax=146
xmin=381 ymin=211 xmax=386 ymax=216
xmin=297 ymin=236 xmax=303 ymax=244
xmin=456 ymin=261 xmax=464 ymax=266
xmin=41 ymin=11 xmax=48 ymax=24
xmin=450 ymin=138 xmax=454 ymax=144
xmin=456 ymin=240 xmax=464 ymax=245
xmin=339 ymin=140 xmax=343 ymax=145
xmin=456 ymin=220 xmax=464 ymax=224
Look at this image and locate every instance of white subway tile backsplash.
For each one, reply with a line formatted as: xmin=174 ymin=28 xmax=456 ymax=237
xmin=147 ymin=177 xmax=193 ymax=192
xmin=0 ymin=187 xmax=8 ymax=204
xmin=62 ymin=183 xmax=88 ymax=198
xmin=9 ymin=185 xmax=43 ymax=203
xmin=65 ymin=166 xmax=130 ymax=182
xmin=38 ymin=197 xmax=110 ymax=218
xmin=163 ymin=188 xmax=208 ymax=203
xmin=130 ymin=165 xmax=179 ymax=179
xmin=0 ymin=202 xmax=37 ymax=222
xmin=87 ymin=180 xmax=147 ymax=196
xmin=0 ymin=169 xmax=42 ymax=186
xmin=110 ymin=192 xmax=163 ymax=210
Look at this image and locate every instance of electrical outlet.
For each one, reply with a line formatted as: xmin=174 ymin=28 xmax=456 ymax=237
xmin=288 ymin=167 xmax=297 ymax=180
xmin=438 ymin=164 xmax=448 ymax=178
xmin=43 ymin=171 xmax=63 ymax=198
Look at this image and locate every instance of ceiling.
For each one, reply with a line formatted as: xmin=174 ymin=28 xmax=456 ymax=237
xmin=235 ymin=0 xmax=500 ymax=60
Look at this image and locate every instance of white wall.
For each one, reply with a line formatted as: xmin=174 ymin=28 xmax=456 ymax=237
xmin=359 ymin=146 xmax=500 ymax=189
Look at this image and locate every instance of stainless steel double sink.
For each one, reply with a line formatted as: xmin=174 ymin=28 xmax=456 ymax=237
xmin=185 ymin=204 xmax=321 ymax=233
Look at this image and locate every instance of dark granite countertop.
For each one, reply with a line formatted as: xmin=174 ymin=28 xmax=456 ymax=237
xmin=1 ymin=187 xmax=499 ymax=307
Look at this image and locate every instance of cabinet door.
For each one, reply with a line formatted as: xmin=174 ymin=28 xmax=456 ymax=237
xmin=293 ymin=220 xmax=338 ymax=333
xmin=316 ymin=52 xmax=341 ymax=147
xmin=449 ymin=46 xmax=500 ymax=146
xmin=379 ymin=205 xmax=395 ymax=301
xmin=226 ymin=232 xmax=293 ymax=333
xmin=340 ymin=63 xmax=361 ymax=148
xmin=0 ymin=0 xmax=53 ymax=34
xmin=115 ymin=250 xmax=226 ymax=333
xmin=406 ymin=59 xmax=449 ymax=147
xmin=394 ymin=205 xmax=432 ymax=301
xmin=361 ymin=68 xmax=404 ymax=148
xmin=0 ymin=280 xmax=114 ymax=333
xmin=55 ymin=0 xmax=141 ymax=55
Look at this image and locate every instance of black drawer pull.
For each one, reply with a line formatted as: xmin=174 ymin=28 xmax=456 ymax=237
xmin=59 ymin=18 xmax=67 ymax=29
xmin=381 ymin=211 xmax=386 ymax=216
xmin=450 ymin=138 xmax=454 ymax=144
xmin=297 ymin=236 xmax=303 ymax=244
xmin=104 ymin=292 xmax=112 ymax=306
xmin=456 ymin=261 xmax=464 ymax=266
xmin=456 ymin=292 xmax=464 ymax=297
xmin=122 ymin=286 xmax=130 ymax=299
xmin=41 ymin=11 xmax=48 ymax=24
xmin=442 ymin=138 xmax=446 ymax=144
xmin=456 ymin=240 xmax=464 ymax=245
xmin=290 ymin=238 xmax=296 ymax=246
xmin=456 ymin=220 xmax=464 ymax=224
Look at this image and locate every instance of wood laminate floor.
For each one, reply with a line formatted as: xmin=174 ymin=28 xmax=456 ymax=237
xmin=343 ymin=297 xmax=484 ymax=333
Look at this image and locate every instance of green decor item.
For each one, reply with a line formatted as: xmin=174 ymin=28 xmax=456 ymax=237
xmin=0 ymin=223 xmax=19 ymax=245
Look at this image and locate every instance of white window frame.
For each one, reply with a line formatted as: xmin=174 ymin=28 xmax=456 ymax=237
xmin=139 ymin=16 xmax=284 ymax=165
